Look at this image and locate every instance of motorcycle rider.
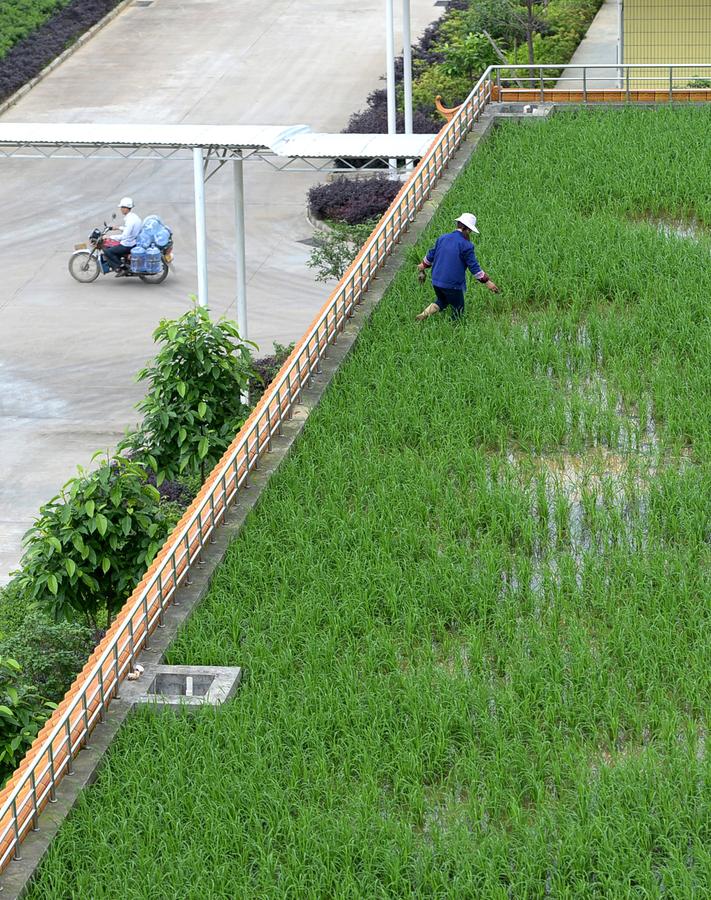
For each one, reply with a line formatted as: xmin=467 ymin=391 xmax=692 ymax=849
xmin=105 ymin=197 xmax=142 ymax=276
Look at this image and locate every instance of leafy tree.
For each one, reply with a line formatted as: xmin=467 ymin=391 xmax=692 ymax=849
xmin=126 ymin=304 xmax=256 ymax=484
xmin=15 ymin=454 xmax=169 ymax=626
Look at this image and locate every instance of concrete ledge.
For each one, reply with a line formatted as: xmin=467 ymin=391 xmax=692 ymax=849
xmin=0 ymin=0 xmax=134 ymax=117
xmin=0 ymin=117 xmax=498 ymax=900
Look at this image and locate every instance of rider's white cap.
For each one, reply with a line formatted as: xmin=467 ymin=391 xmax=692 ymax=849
xmin=118 ymin=197 xmax=134 ymax=209
xmin=456 ymin=213 xmax=479 ymax=234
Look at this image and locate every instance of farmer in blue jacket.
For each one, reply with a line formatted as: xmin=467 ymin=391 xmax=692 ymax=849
xmin=416 ymin=213 xmax=499 ymax=321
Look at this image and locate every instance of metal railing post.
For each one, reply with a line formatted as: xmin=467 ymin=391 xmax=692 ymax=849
xmin=64 ymin=720 xmax=73 ymax=775
xmin=11 ymin=800 xmax=21 ymax=861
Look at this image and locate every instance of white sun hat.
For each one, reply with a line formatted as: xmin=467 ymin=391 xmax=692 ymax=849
xmin=456 ymin=213 xmax=479 ymax=234
xmin=118 ymin=196 xmax=134 ymax=209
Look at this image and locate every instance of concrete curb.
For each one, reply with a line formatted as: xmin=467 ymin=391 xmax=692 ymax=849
xmin=0 ymin=111 xmax=503 ymax=899
xmin=306 ymin=207 xmax=332 ymax=235
xmin=0 ymin=0 xmax=135 ymax=118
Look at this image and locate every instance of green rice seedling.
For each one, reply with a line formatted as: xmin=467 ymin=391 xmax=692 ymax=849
xmin=28 ymin=107 xmax=711 ymax=898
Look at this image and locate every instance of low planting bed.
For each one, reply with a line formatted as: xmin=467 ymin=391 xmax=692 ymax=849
xmin=0 ymin=0 xmax=124 ymax=104
xmin=29 ymin=107 xmax=711 ymax=896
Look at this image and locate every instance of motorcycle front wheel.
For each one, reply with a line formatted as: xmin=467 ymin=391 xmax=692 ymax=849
xmin=139 ymin=261 xmax=169 ymax=285
xmin=68 ymin=251 xmax=100 ymax=283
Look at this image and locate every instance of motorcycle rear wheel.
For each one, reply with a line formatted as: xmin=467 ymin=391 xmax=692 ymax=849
xmin=69 ymin=251 xmax=100 ymax=283
xmin=139 ymin=261 xmax=169 ymax=285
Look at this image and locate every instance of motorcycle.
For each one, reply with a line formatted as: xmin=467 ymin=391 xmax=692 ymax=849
xmin=68 ymin=217 xmax=173 ymax=285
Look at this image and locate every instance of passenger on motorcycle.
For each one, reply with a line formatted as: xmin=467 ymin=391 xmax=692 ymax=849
xmin=104 ymin=197 xmax=142 ymax=275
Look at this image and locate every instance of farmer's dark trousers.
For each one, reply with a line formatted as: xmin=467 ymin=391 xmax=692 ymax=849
xmin=104 ymin=244 xmax=132 ymax=271
xmin=433 ymin=285 xmax=465 ymax=318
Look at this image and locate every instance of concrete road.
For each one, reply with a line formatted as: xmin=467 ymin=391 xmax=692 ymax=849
xmin=557 ymin=0 xmax=620 ymax=89
xmin=0 ymin=0 xmax=441 ymax=582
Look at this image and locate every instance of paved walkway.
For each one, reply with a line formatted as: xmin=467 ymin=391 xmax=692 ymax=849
xmin=557 ymin=0 xmax=620 ymax=89
xmin=0 ymin=0 xmax=441 ymax=582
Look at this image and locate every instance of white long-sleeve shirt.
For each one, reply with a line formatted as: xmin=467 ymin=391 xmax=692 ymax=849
xmin=115 ymin=211 xmax=142 ymax=247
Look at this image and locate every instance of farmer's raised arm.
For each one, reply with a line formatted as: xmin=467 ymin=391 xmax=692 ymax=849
xmin=461 ymin=242 xmax=485 ymax=281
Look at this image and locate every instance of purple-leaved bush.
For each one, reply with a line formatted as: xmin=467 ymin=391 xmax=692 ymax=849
xmin=343 ymin=89 xmax=440 ymax=136
xmin=308 ymin=177 xmax=402 ymax=226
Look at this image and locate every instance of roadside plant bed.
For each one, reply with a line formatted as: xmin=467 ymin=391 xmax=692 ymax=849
xmin=0 ymin=0 xmax=125 ymax=104
xmin=0 ymin=305 xmax=256 ymax=779
xmin=249 ymin=342 xmax=296 ymax=406
xmin=30 ymin=107 xmax=711 ymax=896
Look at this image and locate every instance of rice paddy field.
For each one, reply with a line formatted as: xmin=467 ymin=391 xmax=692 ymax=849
xmin=29 ymin=107 xmax=711 ymax=897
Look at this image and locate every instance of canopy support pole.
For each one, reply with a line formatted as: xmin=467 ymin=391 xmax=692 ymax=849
xmin=385 ymin=0 xmax=397 ymax=175
xmin=193 ymin=147 xmax=209 ymax=309
xmin=233 ymin=154 xmax=248 ymax=341
xmin=402 ymin=0 xmax=413 ymax=172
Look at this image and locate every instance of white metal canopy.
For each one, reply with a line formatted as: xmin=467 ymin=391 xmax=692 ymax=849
xmin=0 ymin=123 xmax=437 ymax=171
xmin=0 ymin=121 xmax=437 ymax=333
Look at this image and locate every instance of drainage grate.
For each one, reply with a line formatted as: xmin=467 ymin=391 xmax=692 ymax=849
xmin=134 ymin=0 xmax=153 ymax=6
xmin=150 ymin=671 xmax=214 ymax=698
xmin=127 ymin=665 xmax=242 ymax=710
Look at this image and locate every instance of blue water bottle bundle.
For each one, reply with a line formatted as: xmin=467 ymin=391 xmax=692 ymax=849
xmin=130 ymin=214 xmax=173 ymax=274
xmin=130 ymin=245 xmax=147 ymax=274
xmin=145 ymin=245 xmax=162 ymax=274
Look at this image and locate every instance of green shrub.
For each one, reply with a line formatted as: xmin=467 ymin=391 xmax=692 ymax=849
xmin=440 ymin=32 xmax=498 ymax=80
xmin=15 ymin=454 xmax=170 ymax=626
xmin=0 ymin=655 xmax=54 ymax=784
xmin=0 ymin=611 xmax=94 ymax=704
xmin=307 ymin=220 xmax=378 ymax=282
xmin=0 ymin=579 xmax=32 ymax=637
xmin=126 ymin=305 xmax=256 ymax=484
xmin=410 ymin=0 xmax=603 ymax=107
xmin=412 ymin=63 xmax=475 ymax=109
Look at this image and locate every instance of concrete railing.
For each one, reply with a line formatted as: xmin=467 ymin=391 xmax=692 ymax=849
xmin=0 ymin=67 xmax=495 ymax=874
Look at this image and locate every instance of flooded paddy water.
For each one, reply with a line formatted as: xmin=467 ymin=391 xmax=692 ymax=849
xmin=492 ymin=323 xmax=694 ymax=600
